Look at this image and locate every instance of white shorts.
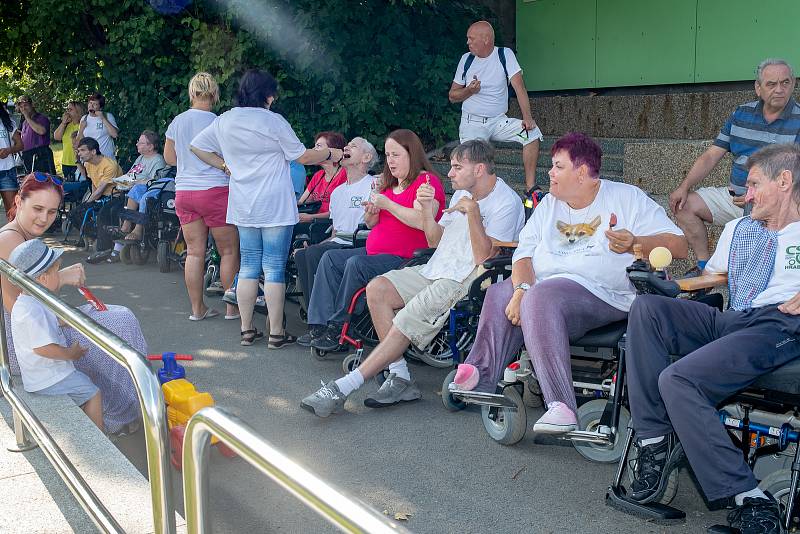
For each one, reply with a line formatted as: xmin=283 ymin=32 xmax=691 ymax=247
xmin=696 ymin=186 xmax=744 ymax=226
xmin=34 ymin=370 xmax=99 ymax=407
xmin=459 ymin=113 xmax=543 ymax=147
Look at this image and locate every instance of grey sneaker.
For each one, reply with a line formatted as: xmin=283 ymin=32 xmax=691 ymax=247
xmin=363 ymin=373 xmax=421 ymax=408
xmin=300 ymin=381 xmax=347 ymax=417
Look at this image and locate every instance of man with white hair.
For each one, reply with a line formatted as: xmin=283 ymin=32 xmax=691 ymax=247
xmin=625 ymin=143 xmax=800 ymax=534
xmin=295 ymin=137 xmax=378 ymax=328
xmin=449 ymin=20 xmax=542 ymax=190
xmin=670 ymin=58 xmax=800 ymax=275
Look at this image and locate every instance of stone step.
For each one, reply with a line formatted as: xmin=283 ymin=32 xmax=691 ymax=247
xmin=494 ymin=149 xmax=624 ymax=174
xmin=8 ymin=388 xmax=186 ymax=534
xmin=622 ymin=139 xmax=731 ymax=195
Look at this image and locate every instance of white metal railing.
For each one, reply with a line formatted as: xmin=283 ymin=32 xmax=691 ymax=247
xmin=182 ymin=407 xmax=410 ymax=534
xmin=0 ymin=257 xmax=176 ymax=533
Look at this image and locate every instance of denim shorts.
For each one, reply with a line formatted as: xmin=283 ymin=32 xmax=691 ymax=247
xmin=238 ymin=225 xmax=293 ymax=282
xmin=35 ymin=370 xmax=99 ymax=407
xmin=0 ymin=168 xmax=18 ymax=191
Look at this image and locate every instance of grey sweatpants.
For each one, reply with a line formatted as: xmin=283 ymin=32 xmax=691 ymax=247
xmin=626 ymin=295 xmax=800 ymax=501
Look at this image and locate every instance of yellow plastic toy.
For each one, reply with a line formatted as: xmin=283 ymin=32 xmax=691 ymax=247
xmin=162 ymin=378 xmax=218 ymax=443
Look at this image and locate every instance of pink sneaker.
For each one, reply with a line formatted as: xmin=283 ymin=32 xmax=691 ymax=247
xmin=452 ymin=364 xmax=480 ymax=391
xmin=532 ymin=401 xmax=577 ymax=434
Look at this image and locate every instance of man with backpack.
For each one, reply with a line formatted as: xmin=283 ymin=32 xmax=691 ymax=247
xmin=449 ymin=21 xmax=542 ymax=191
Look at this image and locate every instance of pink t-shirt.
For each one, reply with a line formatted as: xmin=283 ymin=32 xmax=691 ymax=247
xmin=306 ymin=167 xmax=347 ymax=213
xmin=366 ymin=172 xmax=446 ymax=258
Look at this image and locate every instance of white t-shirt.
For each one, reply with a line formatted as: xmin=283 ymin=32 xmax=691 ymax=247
xmin=0 ymin=117 xmax=18 ymax=171
xmin=705 ymin=218 xmax=800 ymax=308
xmin=453 ymin=47 xmax=522 ymax=118
xmin=11 ymin=295 xmax=74 ymax=392
xmin=191 ymin=107 xmax=306 ymax=227
xmin=420 ymin=177 xmax=525 ymax=283
xmin=81 ymin=112 xmax=118 ymax=159
xmin=329 ymin=174 xmax=374 ymax=244
xmin=513 ymin=180 xmax=684 ymax=311
xmin=165 ymin=109 xmax=229 ymax=191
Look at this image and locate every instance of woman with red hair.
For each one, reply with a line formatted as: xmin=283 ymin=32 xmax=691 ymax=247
xmin=0 ymin=173 xmax=143 ymax=433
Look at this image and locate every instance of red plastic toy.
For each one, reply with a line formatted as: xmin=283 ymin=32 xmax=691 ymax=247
xmin=78 ymin=287 xmax=107 ymax=311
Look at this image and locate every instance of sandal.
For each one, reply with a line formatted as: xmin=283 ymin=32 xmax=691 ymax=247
xmin=268 ymin=332 xmax=297 ymax=350
xmin=240 ymin=328 xmax=264 ymax=346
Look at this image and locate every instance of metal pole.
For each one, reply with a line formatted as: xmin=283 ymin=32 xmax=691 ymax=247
xmin=0 ymin=258 xmax=176 ymax=534
xmin=183 ymin=407 xmax=408 ymax=534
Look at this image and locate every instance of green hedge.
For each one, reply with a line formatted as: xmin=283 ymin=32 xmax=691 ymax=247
xmin=0 ymin=0 xmax=488 ymax=166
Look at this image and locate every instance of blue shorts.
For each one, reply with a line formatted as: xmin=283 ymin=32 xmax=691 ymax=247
xmin=0 ymin=168 xmax=18 ymax=191
xmin=238 ymin=225 xmax=293 ymax=282
xmin=35 ymin=370 xmax=99 ymax=407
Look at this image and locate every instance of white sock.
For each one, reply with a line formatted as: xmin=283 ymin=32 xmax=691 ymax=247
xmin=113 ymin=242 xmax=123 ymax=253
xmin=735 ymin=487 xmax=767 ymax=506
xmin=640 ymin=435 xmax=666 ymax=447
xmin=334 ymin=369 xmax=364 ymax=397
xmin=388 ymin=359 xmax=411 ymax=381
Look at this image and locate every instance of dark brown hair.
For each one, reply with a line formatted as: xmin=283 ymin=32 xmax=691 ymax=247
xmin=314 ymin=131 xmax=346 ymax=150
xmin=380 ymin=129 xmax=438 ymax=191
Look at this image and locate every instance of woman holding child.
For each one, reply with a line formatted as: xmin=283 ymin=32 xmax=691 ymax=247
xmin=0 ymin=173 xmax=143 ymax=433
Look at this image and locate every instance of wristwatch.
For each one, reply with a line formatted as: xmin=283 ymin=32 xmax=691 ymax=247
xmin=513 ymin=283 xmax=531 ymax=292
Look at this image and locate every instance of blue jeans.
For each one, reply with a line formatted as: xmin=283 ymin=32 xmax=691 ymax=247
xmin=0 ymin=168 xmax=17 ymax=191
xmin=238 ymin=225 xmax=293 ymax=282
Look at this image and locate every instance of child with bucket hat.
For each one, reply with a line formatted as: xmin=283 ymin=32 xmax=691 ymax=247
xmin=9 ymin=239 xmax=103 ymax=430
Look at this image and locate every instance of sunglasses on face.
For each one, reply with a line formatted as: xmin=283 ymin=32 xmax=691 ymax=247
xmin=32 ymin=172 xmax=63 ymax=188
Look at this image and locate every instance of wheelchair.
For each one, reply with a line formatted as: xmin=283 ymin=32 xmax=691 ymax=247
xmin=606 ymin=273 xmax=800 ymax=531
xmin=115 ymin=172 xmax=183 ymax=270
xmin=443 ymin=246 xmax=683 ymax=465
xmin=331 ymin=247 xmax=505 ymax=377
xmin=63 ymin=192 xmax=125 ymax=251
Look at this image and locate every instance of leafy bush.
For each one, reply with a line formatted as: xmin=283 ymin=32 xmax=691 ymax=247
xmin=0 ymin=0 xmax=488 ymax=166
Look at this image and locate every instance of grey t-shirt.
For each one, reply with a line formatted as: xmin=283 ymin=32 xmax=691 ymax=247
xmin=128 ymin=154 xmax=167 ymax=180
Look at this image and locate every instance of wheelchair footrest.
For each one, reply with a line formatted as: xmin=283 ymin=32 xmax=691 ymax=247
xmin=562 ymin=430 xmax=614 ymax=446
xmin=450 ymin=389 xmax=518 ymax=409
xmin=605 ymin=485 xmax=686 ymax=524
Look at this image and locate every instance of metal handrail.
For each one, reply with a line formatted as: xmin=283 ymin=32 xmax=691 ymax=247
xmin=183 ymin=407 xmax=410 ymax=534
xmin=0 ymin=257 xmax=176 ymax=534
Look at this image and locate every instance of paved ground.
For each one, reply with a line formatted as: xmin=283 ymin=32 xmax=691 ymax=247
xmin=24 ymin=242 xmax=735 ymax=533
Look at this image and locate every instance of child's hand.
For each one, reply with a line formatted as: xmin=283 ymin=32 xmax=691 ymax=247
xmin=58 ymin=264 xmax=86 ymax=288
xmin=68 ymin=342 xmax=87 ymax=360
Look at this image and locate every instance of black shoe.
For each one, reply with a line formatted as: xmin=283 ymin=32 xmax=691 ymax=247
xmin=727 ymin=495 xmax=784 ymax=534
xmin=106 ymin=252 xmax=121 ymax=264
xmin=629 ymin=434 xmax=677 ymax=502
xmin=86 ymin=250 xmax=112 ymax=264
xmin=298 ymin=326 xmax=325 ymax=347
xmin=310 ymin=325 xmax=344 ymax=352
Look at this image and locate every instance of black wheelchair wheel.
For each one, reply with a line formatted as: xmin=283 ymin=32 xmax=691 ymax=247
xmin=481 ymin=386 xmax=526 ymax=445
xmin=758 ymin=469 xmax=793 ymax=515
xmin=405 ymin=328 xmax=475 ymax=369
xmin=311 ymin=347 xmax=328 ymax=360
xmin=157 ymin=240 xmax=171 ymax=273
xmin=342 ymin=353 xmax=361 ymax=374
xmin=573 ymin=399 xmax=631 ymax=464
xmin=120 ymin=244 xmax=133 ymax=265
xmin=129 ymin=243 xmax=150 ymax=265
xmin=441 ymin=369 xmax=467 ymax=412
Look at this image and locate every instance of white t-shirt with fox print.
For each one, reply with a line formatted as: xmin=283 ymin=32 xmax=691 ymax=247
xmin=512 ymin=179 xmax=683 ymax=311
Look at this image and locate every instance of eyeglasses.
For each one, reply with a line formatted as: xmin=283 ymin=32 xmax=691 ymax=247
xmin=32 ymin=172 xmax=63 ymax=188
xmin=516 ymin=128 xmax=529 ymax=140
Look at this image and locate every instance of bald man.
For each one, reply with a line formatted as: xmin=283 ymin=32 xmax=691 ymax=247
xmin=449 ymin=21 xmax=541 ymax=190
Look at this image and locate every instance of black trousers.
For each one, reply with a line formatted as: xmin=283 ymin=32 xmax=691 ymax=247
xmin=626 ymin=294 xmax=800 ymax=501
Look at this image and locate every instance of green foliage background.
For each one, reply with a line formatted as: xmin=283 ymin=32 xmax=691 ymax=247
xmin=0 ymin=0 xmax=489 ymax=166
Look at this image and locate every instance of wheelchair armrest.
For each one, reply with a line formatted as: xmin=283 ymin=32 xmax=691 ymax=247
xmin=491 ymin=239 xmax=518 ymax=249
xmin=483 ymin=254 xmax=512 ymax=270
xmin=676 ymin=273 xmax=728 ymax=293
xmin=298 ymin=201 xmax=322 ymax=214
xmin=412 ymin=247 xmax=437 ymax=259
xmin=356 ymin=223 xmax=370 ymax=232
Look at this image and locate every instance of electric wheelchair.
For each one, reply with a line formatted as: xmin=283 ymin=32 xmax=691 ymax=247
xmin=606 ymin=272 xmax=800 ymax=532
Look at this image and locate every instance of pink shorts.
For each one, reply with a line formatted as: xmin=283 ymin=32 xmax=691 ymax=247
xmin=175 ymin=186 xmax=230 ymax=228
